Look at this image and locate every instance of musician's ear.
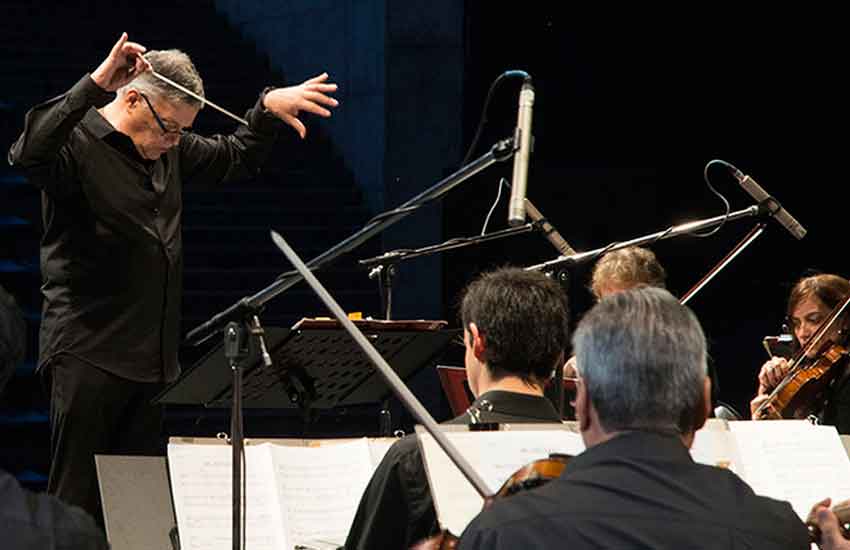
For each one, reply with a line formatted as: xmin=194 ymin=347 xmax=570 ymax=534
xmin=694 ymin=376 xmax=711 ymax=432
xmin=467 ymin=323 xmax=486 ymax=361
xmin=575 ymin=377 xmax=591 ymax=432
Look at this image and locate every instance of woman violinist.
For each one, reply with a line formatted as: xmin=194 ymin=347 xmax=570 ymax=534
xmin=750 ymin=274 xmax=850 ymax=433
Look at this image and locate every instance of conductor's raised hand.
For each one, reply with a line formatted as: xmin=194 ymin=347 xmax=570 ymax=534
xmin=262 ymin=73 xmax=339 ymax=139
xmin=91 ymin=32 xmax=151 ymax=92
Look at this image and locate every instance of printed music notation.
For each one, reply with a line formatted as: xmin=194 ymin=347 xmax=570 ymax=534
xmin=168 ymin=438 xmax=394 ymax=549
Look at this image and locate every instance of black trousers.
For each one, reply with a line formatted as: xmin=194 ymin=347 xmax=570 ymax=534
xmin=45 ymin=354 xmax=164 ymax=525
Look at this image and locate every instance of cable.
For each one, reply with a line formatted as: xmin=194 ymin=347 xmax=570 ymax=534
xmin=691 ymin=159 xmax=732 ymax=237
xmin=363 ymin=71 xmax=529 ymax=228
xmin=462 ymin=70 xmax=528 ymax=165
xmin=480 ymin=177 xmax=507 ymax=235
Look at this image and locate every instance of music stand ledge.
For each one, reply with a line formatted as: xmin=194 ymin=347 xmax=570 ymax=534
xmin=156 ymin=318 xmax=458 ymax=411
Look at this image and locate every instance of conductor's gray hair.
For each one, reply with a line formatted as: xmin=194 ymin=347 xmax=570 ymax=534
xmin=119 ymin=49 xmax=205 ymax=108
xmin=573 ymin=286 xmax=708 ymax=434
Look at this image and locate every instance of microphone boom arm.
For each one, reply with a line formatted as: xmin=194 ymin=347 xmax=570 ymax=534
xmin=525 ymin=205 xmax=763 ymax=272
xmin=185 ymin=137 xmax=517 ymax=346
xmin=359 ymin=222 xmax=540 ymax=269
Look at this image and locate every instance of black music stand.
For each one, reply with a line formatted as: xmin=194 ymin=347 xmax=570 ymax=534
xmin=156 ymin=318 xmax=457 ymax=412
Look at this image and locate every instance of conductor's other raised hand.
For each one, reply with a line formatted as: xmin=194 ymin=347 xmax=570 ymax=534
xmin=91 ymin=32 xmax=151 ymax=92
xmin=262 ymin=73 xmax=339 ymax=139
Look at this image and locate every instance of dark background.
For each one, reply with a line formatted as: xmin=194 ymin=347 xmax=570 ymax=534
xmin=1 ymin=2 xmax=847 ymax=486
xmin=446 ymin=6 xmax=848 ymax=418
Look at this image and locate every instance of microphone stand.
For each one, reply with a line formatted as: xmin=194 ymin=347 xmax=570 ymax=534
xmin=185 ymin=136 xmax=516 ymax=348
xmin=223 ymin=315 xmax=271 ymax=550
xmin=184 ymin=137 xmax=515 ymax=548
xmin=525 ymin=204 xmax=765 ymax=273
xmin=359 ymin=222 xmax=541 ymax=269
xmin=366 ymin=263 xmax=398 ymax=435
xmin=270 ymin=230 xmax=493 ymax=501
xmin=359 ymin=224 xmax=542 ymax=435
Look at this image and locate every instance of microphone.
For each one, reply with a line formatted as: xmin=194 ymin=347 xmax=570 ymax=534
xmin=507 ymin=77 xmax=535 ymax=226
xmin=524 ymin=198 xmax=576 ymax=256
xmin=502 ymin=70 xmax=530 ymax=80
xmin=726 ymin=164 xmax=807 ymax=240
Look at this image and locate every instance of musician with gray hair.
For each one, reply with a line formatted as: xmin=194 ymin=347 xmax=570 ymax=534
xmin=7 ymin=32 xmax=338 ymax=523
xmin=459 ymin=287 xmax=809 ymax=549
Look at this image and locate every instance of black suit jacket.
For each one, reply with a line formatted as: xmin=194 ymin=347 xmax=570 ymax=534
xmin=344 ymin=390 xmax=561 ymax=550
xmin=1 ymin=469 xmax=108 ymax=550
xmin=458 ymin=430 xmax=809 ymax=550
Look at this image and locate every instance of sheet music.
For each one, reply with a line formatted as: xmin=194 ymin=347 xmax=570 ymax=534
xmin=367 ymin=437 xmax=396 ymax=467
xmin=268 ymin=438 xmax=377 ymax=548
xmin=167 ymin=443 xmax=286 ymax=550
xmin=418 ymin=428 xmax=585 ymax=536
xmin=690 ymin=427 xmax=741 ymax=473
xmin=729 ymin=420 xmax=850 ymax=520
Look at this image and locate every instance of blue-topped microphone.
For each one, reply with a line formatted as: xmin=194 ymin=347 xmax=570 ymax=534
xmin=507 ymin=74 xmax=534 ymax=226
xmin=503 ymin=70 xmax=531 ymax=80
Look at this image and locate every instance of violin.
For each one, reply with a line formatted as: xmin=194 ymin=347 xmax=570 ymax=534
xmin=411 ymin=454 xmax=572 ymax=549
xmin=754 ymin=294 xmax=850 ymax=421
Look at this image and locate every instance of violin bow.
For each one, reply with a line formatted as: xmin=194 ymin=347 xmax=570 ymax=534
xmin=679 ymin=223 xmax=766 ymax=305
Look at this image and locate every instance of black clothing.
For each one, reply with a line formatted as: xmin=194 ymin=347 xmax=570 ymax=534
xmin=822 ymin=366 xmax=850 ymax=434
xmin=8 ymin=74 xmax=283 ymax=383
xmin=0 ymin=283 xmax=26 ymax=392
xmin=8 ymin=74 xmax=284 ymax=520
xmin=458 ymin=431 xmax=809 ymax=550
xmin=45 ymin=354 xmax=165 ymax=523
xmin=344 ymin=390 xmax=561 ymax=550
xmin=1 ymin=468 xmax=108 ymax=550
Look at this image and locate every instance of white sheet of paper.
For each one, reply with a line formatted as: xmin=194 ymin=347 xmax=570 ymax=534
xmin=167 ymin=443 xmax=286 ymax=550
xmin=268 ymin=438 xmax=377 ymax=548
xmin=418 ymin=428 xmax=585 ymax=536
xmin=690 ymin=427 xmax=741 ymax=473
xmin=367 ymin=438 xmax=396 ymax=468
xmin=729 ymin=420 xmax=850 ymax=520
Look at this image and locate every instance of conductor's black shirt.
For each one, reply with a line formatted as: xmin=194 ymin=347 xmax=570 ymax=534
xmin=8 ymin=75 xmax=283 ymax=382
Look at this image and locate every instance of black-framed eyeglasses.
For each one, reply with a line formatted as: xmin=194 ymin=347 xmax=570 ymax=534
xmin=139 ymin=92 xmax=190 ymax=137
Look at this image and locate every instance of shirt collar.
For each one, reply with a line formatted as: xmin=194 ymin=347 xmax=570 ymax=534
xmin=82 ymin=107 xmax=156 ymax=168
xmin=81 ymin=106 xmax=116 ymax=139
xmin=563 ymin=430 xmax=692 ymax=477
xmin=464 ymin=390 xmax=561 ymax=422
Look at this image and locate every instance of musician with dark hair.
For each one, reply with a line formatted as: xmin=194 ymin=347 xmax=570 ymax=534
xmin=750 ymin=273 xmax=850 ymax=432
xmin=458 ymin=287 xmax=809 ymax=549
xmin=8 ymin=32 xmax=339 ymax=522
xmin=345 ymin=267 xmax=569 ymax=549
